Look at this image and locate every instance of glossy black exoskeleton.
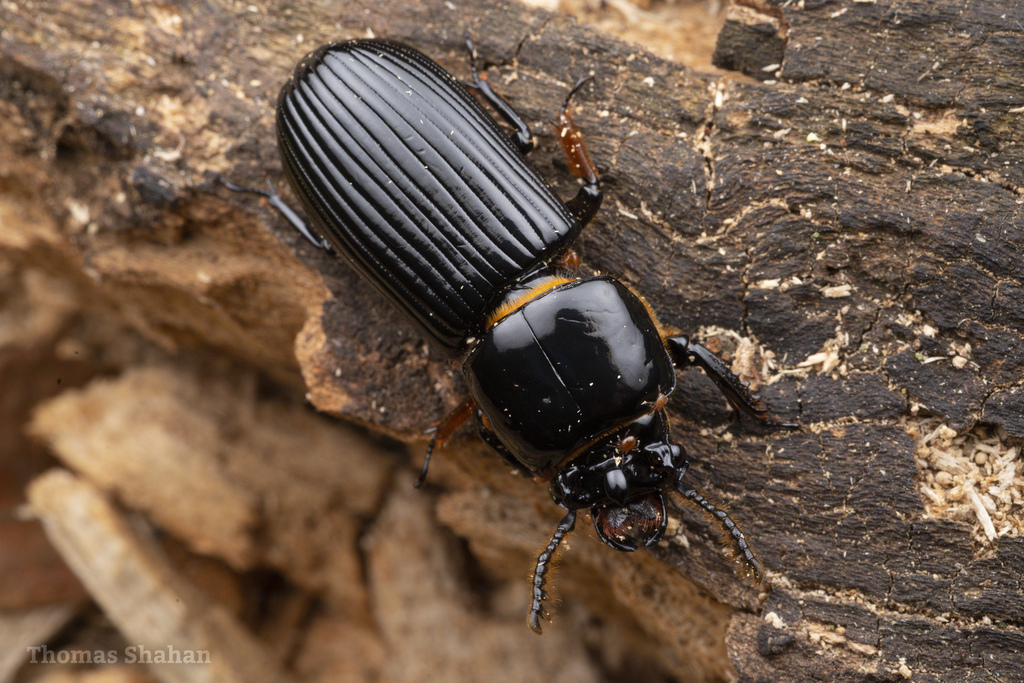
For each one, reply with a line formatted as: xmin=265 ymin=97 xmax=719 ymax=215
xmin=226 ymin=38 xmax=795 ymax=633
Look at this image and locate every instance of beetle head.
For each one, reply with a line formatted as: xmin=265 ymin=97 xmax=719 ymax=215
xmin=550 ymin=411 xmax=689 ymax=551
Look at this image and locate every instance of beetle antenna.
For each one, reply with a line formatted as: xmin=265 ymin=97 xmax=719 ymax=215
xmin=674 ymin=480 xmax=765 ymax=584
xmin=529 ymin=509 xmax=577 ymax=634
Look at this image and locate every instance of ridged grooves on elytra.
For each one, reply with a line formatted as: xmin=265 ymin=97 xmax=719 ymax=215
xmin=276 ymin=40 xmax=579 ymax=353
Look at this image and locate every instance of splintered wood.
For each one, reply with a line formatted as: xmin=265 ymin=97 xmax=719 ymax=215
xmin=27 ymin=469 xmax=292 ymax=683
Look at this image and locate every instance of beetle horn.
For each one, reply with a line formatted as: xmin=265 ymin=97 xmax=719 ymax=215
xmin=528 ymin=509 xmax=577 ymax=634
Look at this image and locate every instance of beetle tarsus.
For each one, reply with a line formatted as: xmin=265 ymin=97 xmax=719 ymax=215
xmin=529 ymin=509 xmax=577 ymax=635
xmin=415 ymin=435 xmax=437 ymax=489
xmin=416 ymin=400 xmax=476 ymax=488
xmin=563 ymin=75 xmax=594 ymax=107
xmin=219 ymin=176 xmax=332 ymax=251
xmin=666 ymin=335 xmax=798 ymax=429
xmin=464 ymin=36 xmax=535 ymax=155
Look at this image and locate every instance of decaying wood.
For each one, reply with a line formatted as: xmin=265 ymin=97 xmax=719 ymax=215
xmin=2 ymin=0 xmax=1023 ymax=681
xmin=27 ymin=469 xmax=293 ymax=683
xmin=0 ymin=603 xmax=77 ymax=682
xmin=27 ymin=363 xmax=393 ymax=612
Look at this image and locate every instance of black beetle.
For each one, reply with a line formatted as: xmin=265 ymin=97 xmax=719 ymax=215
xmin=226 ymin=38 xmax=795 ymax=633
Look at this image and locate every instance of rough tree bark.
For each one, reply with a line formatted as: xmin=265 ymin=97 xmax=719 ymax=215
xmin=1 ymin=0 xmax=1022 ymax=681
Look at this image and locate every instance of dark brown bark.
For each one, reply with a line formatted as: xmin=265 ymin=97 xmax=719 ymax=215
xmin=2 ymin=0 xmax=1022 ymax=681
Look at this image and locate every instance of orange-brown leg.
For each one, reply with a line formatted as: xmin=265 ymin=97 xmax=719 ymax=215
xmin=554 ymin=77 xmax=603 ymax=227
xmin=416 ymin=399 xmax=476 ymax=487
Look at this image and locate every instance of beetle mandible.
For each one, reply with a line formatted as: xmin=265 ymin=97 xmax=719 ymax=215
xmin=226 ymin=38 xmax=795 ymax=633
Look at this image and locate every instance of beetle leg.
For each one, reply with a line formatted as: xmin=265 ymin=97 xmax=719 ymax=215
xmin=463 ymin=37 xmax=535 ymax=155
xmin=529 ymin=509 xmax=577 ymax=635
xmin=416 ymin=399 xmax=476 ymax=488
xmin=219 ymin=177 xmax=333 ymax=252
xmin=555 ymin=77 xmax=603 ymax=227
xmin=665 ymin=335 xmax=799 ymax=429
xmin=675 ymin=481 xmax=764 ymax=584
